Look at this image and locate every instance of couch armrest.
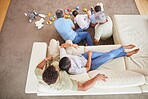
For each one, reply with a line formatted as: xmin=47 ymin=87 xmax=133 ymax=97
xmin=25 ymin=42 xmax=47 ymax=93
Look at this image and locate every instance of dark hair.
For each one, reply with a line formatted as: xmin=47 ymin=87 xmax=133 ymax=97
xmin=94 ymin=6 xmax=101 ymax=12
xmin=59 ymin=57 xmax=71 ymax=73
xmin=72 ymin=10 xmax=78 ymax=17
xmin=42 ymin=65 xmax=59 ymax=85
xmin=55 ymin=9 xmax=64 ymax=18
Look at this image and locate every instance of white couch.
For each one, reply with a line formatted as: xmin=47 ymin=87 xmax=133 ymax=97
xmin=25 ymin=15 xmax=148 ymax=96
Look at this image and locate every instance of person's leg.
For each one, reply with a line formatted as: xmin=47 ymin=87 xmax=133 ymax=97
xmin=85 ymin=32 xmax=93 ymax=46
xmin=126 ymin=49 xmax=139 ymax=57
xmin=72 ymin=33 xmax=83 ymax=44
xmin=82 ymin=52 xmax=105 ymax=60
xmin=90 ymin=47 xmax=126 ymax=70
xmin=73 ymin=31 xmax=93 ymax=46
xmin=75 ymin=28 xmax=83 ymax=32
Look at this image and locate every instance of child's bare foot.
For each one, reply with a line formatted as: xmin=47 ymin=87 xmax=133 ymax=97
xmin=122 ymin=44 xmax=136 ymax=49
xmin=126 ymin=49 xmax=139 ymax=57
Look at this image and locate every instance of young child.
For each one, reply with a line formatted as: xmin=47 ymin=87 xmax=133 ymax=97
xmin=88 ymin=3 xmax=108 ymax=27
xmin=72 ymin=10 xmax=90 ymax=30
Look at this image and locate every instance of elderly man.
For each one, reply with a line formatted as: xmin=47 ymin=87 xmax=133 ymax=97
xmin=54 ymin=9 xmax=93 ymax=46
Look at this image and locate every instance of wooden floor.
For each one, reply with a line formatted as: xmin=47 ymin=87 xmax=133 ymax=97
xmin=135 ymin=0 xmax=148 ymax=15
xmin=0 ymin=0 xmax=10 ymax=32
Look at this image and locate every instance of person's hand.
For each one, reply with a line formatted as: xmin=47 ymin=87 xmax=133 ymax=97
xmin=96 ymin=73 xmax=108 ymax=81
xmin=72 ymin=44 xmax=79 ymax=48
xmin=88 ymin=51 xmax=92 ymax=57
xmin=45 ymin=56 xmax=53 ymax=61
xmin=61 ymin=44 xmax=66 ymax=48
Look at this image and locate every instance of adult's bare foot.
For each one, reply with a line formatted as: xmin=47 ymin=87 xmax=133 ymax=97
xmin=126 ymin=48 xmax=139 ymax=57
xmin=122 ymin=44 xmax=136 ymax=49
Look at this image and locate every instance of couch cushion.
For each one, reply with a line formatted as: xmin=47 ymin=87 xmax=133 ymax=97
xmin=130 ymin=69 xmax=148 ymax=84
xmin=85 ymin=45 xmax=126 ymax=70
xmin=88 ymin=69 xmax=145 ymax=88
xmin=48 ymin=39 xmax=85 ymax=56
xmin=66 ymin=46 xmax=85 ymax=55
xmin=113 ymin=15 xmax=148 ymax=45
xmin=48 ymin=39 xmax=60 ymax=57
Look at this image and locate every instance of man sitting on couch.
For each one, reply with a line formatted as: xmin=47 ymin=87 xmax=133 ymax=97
xmin=35 ymin=55 xmax=108 ymax=91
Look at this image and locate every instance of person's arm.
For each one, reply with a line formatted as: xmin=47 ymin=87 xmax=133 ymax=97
xmin=86 ymin=10 xmax=91 ymax=19
xmin=78 ymin=73 xmax=108 ymax=91
xmin=97 ymin=19 xmax=108 ymax=24
xmin=61 ymin=43 xmax=78 ymax=49
xmin=69 ymin=19 xmax=76 ymax=30
xmin=85 ymin=51 xmax=92 ymax=72
xmin=73 ymin=17 xmax=77 ymax=24
xmin=72 ymin=25 xmax=75 ymax=29
xmin=36 ymin=56 xmax=53 ymax=69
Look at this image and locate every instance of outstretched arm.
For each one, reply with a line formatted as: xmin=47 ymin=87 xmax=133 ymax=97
xmin=36 ymin=56 xmax=53 ymax=69
xmin=78 ymin=73 xmax=108 ymax=91
xmin=85 ymin=51 xmax=92 ymax=72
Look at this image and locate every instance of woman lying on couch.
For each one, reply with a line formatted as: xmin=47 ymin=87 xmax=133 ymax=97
xmin=35 ymin=56 xmax=108 ymax=91
xmin=59 ymin=43 xmax=139 ymax=75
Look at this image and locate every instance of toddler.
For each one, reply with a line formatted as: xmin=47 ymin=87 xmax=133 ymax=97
xmin=88 ymin=3 xmax=108 ymax=27
xmin=72 ymin=10 xmax=90 ymax=30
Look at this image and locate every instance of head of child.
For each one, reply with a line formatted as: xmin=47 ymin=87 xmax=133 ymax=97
xmin=43 ymin=65 xmax=59 ymax=85
xmin=72 ymin=10 xmax=79 ymax=17
xmin=94 ymin=5 xmax=101 ymax=13
xmin=55 ymin=9 xmax=64 ymax=18
xmin=59 ymin=57 xmax=71 ymax=73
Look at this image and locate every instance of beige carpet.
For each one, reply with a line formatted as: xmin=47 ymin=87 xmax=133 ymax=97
xmin=1 ymin=0 xmax=147 ymax=99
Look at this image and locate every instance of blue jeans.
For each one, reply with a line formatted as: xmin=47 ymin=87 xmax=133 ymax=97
xmin=73 ymin=28 xmax=93 ymax=46
xmin=81 ymin=47 xmax=126 ymax=70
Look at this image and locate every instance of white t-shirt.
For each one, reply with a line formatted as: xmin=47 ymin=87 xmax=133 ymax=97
xmin=60 ymin=48 xmax=87 ymax=75
xmin=74 ymin=14 xmax=90 ymax=30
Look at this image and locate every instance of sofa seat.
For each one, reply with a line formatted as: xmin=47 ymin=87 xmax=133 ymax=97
xmin=70 ymin=69 xmax=145 ymax=88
